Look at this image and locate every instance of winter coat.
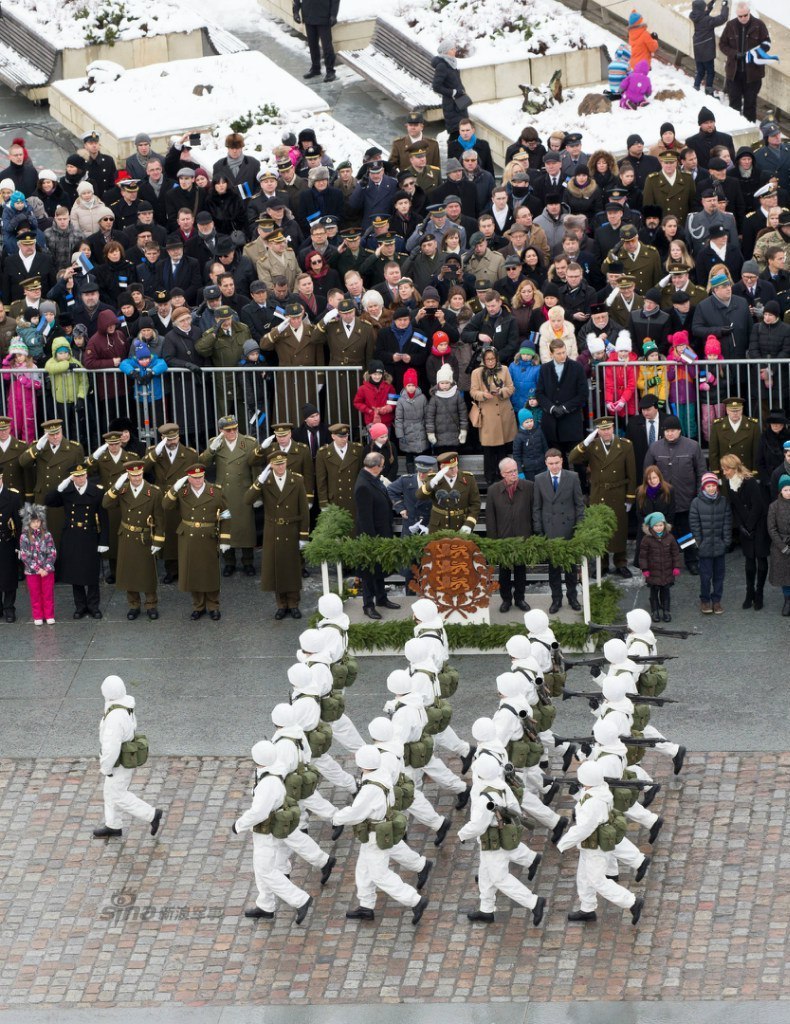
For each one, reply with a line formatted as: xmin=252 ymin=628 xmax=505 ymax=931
xmin=719 ymin=13 xmax=770 ymax=83
xmin=394 ymin=387 xmax=428 ymax=453
xmin=639 ymin=523 xmax=682 ymax=584
xmin=537 ymin=320 xmax=577 ymax=363
xmin=748 ymin=319 xmax=790 ymax=360
xmin=44 ymin=223 xmax=84 ymax=269
xmin=691 ymin=293 xmax=751 ymax=357
xmin=425 ymin=351 xmax=459 ymax=389
xmin=666 ymin=347 xmax=697 ymax=405
xmin=757 ymin=426 xmax=790 ymax=488
xmin=689 ymin=489 xmax=732 ymax=556
xmin=636 ymin=362 xmax=669 ymax=407
xmin=2 ymin=354 xmax=42 ymax=441
xmin=512 ymin=423 xmax=548 ymax=476
xmin=294 ymin=0 xmax=339 ymax=25
xmin=69 ymin=195 xmax=105 ymax=236
xmin=603 ymin=352 xmax=639 ymax=414
xmin=690 ymin=0 xmax=729 ymax=62
xmin=724 ymin=474 xmax=769 ymax=558
xmin=608 ymin=43 xmax=632 ymax=91
xmin=45 ymin=341 xmax=90 ymax=404
xmin=767 ymin=495 xmax=790 ymax=586
xmin=425 ymin=386 xmax=468 ymax=445
xmin=644 ymin=435 xmax=705 ymax=511
xmin=430 ymin=55 xmax=469 ymax=134
xmin=18 ymin=526 xmax=57 ymax=575
xmin=83 ymin=310 xmax=130 ymax=399
xmin=508 ymin=358 xmax=541 ymax=416
xmin=628 ymin=25 xmax=659 ymax=68
xmin=635 ymin=484 xmax=676 ymax=533
xmin=2 ymin=200 xmax=42 ymax=254
xmin=352 ymin=372 xmax=397 ymax=428
xmin=562 ymin=179 xmax=602 ymax=217
xmin=119 ymin=353 xmax=168 ymax=403
xmin=620 ymin=60 xmax=653 ymax=107
xmin=470 ymin=364 xmax=517 ymax=446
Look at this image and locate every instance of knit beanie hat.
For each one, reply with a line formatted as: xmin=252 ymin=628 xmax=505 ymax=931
xmin=642 ymin=340 xmax=658 ymax=356
xmin=764 ymin=300 xmax=781 ymax=317
xmin=8 ymin=338 xmax=28 ymax=356
xmin=9 ymin=191 xmax=26 ymax=205
xmin=779 ymin=474 xmax=790 ymax=490
xmin=615 ymin=331 xmax=632 ymax=352
xmin=369 ymin=423 xmax=388 ymax=441
xmin=403 ymin=368 xmax=419 ymax=387
xmin=668 ymin=329 xmax=690 ymax=349
xmin=242 ymin=339 xmax=259 ymax=357
xmin=39 ymin=300 xmax=57 ymax=317
xmin=132 ymin=341 xmax=151 ymax=360
xmin=704 ymin=335 xmax=722 ymax=357
xmin=587 ymin=335 xmax=606 ymax=354
xmin=701 ymin=472 xmax=720 ymax=489
xmin=628 ymin=9 xmax=645 ymax=28
xmin=518 ymin=408 xmax=534 ymax=425
xmin=644 ymin=512 xmax=665 ymax=528
xmin=52 ymin=337 xmax=71 ymax=354
xmin=436 ymin=362 xmax=455 ymax=384
xmin=76 ymin=180 xmax=94 ymax=195
xmin=663 ymin=415 xmax=682 ymax=430
xmin=709 ymin=270 xmax=730 ymax=289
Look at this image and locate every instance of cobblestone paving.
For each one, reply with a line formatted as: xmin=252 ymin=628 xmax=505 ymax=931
xmin=2 ymin=752 xmax=789 ymax=1009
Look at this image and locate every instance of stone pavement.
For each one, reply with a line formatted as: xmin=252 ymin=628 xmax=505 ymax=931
xmin=2 ymin=749 xmax=789 ymax=1012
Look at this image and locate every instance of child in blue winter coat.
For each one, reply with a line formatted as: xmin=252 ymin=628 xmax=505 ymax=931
xmin=606 ymin=42 xmax=632 ymax=97
xmin=509 ymin=345 xmax=543 ymax=425
xmin=2 ymin=192 xmax=45 ymax=254
xmin=120 ymin=339 xmax=168 ymax=426
xmin=512 ymin=409 xmax=548 ymax=481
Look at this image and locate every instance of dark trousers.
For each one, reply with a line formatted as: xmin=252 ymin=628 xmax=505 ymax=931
xmin=73 ymin=583 xmax=100 ymax=614
xmin=548 ymin=563 xmax=578 ymax=601
xmin=649 ymin=584 xmax=670 ymax=613
xmin=2 ymin=588 xmax=17 ymax=612
xmin=483 ymin=443 xmax=511 ymax=484
xmin=745 ymin=555 xmax=768 ymax=597
xmin=694 ymin=59 xmax=715 ymax=90
xmin=699 ymin=554 xmax=725 ymax=603
xmin=224 ymin=546 xmax=253 ymax=566
xmin=728 ymin=74 xmax=761 ymax=122
xmin=306 ymin=22 xmax=335 ymax=72
xmin=360 ymin=565 xmax=387 ymax=607
xmin=672 ymin=510 xmax=698 ymax=569
xmin=499 ymin=565 xmax=526 ymax=602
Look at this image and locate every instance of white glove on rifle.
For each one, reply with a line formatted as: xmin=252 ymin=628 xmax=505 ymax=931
xmin=172 ymin=476 xmax=188 ymax=491
xmin=92 ymin=443 xmax=108 ymax=458
xmin=261 ymin=434 xmax=276 ymax=449
xmin=583 ymin=428 xmax=598 ymax=447
xmin=114 ymin=472 xmax=128 ymax=489
xmin=219 ymin=544 xmax=230 ymax=552
xmin=97 ymin=546 xmax=109 ymax=554
xmin=151 ymin=545 xmax=161 ymax=554
xmin=209 ymin=435 xmax=223 ymax=452
xmin=460 ymin=525 xmax=472 ymax=535
xmin=155 ymin=438 xmax=167 ymax=455
xmin=408 ymin=521 xmax=424 ymax=534
xmin=36 ymin=434 xmax=48 ymax=451
xmin=258 ymin=465 xmax=272 ymax=485
xmin=625 ymin=501 xmax=633 ymax=512
xmin=57 ymin=477 xmax=71 ymax=492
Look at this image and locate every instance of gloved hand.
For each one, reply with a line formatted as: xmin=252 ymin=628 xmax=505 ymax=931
xmin=606 ymin=401 xmax=617 ymax=413
xmin=292 ymin=1 xmax=301 ymax=22
xmin=299 ymin=540 xmax=308 ymax=550
xmin=427 ymin=433 xmax=437 ymax=445
xmin=188 ymin=364 xmax=201 ymax=374
xmin=590 ymin=665 xmax=602 ymax=678
xmin=383 ymin=698 xmax=396 ymax=714
xmin=209 ymin=434 xmax=223 ymax=451
xmin=643 ymin=571 xmax=650 ymax=578
xmin=151 ymin=545 xmax=161 ymax=555
xmin=625 ymin=501 xmax=632 ymax=512
xmin=322 ymin=307 xmax=339 ymax=323
xmin=583 ymin=428 xmax=598 ymax=447
xmin=276 ymin=319 xmax=290 ymax=334
xmin=97 ymin=546 xmax=109 ymax=554
xmin=219 ymin=508 xmax=231 ymax=519
xmin=432 ymin=464 xmax=449 ymax=486
xmin=261 ymin=434 xmax=276 ymax=449
xmin=36 ymin=434 xmax=48 ymax=451
xmin=57 ymin=477 xmax=71 ymax=492
xmin=417 ymin=523 xmax=429 ymax=534
xmin=155 ymin=438 xmax=167 ymax=455
xmin=114 ymin=472 xmax=128 ymax=489
xmin=408 ymin=521 xmax=424 ymax=534
xmin=458 ymin=429 xmax=467 ymax=444
xmin=460 ymin=524 xmax=472 ymax=535
xmin=219 ymin=544 xmax=230 ymax=553
xmin=173 ymin=476 xmax=188 ymax=490
xmin=92 ymin=443 xmax=108 ymax=458
xmin=672 ymin=568 xmax=680 ymax=576
xmin=330 ymin=15 xmax=337 ymax=25
xmin=580 ymin=742 xmax=593 ymax=756
xmin=258 ymin=465 xmax=272 ymax=485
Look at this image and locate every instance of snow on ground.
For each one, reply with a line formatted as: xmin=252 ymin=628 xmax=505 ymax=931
xmin=758 ymin=0 xmax=790 ymax=28
xmin=52 ymin=52 xmax=329 ymax=139
xmin=382 ymin=0 xmax=621 ymax=68
xmin=5 ymin=0 xmax=205 ymax=47
xmin=472 ymin=63 xmax=757 ymax=155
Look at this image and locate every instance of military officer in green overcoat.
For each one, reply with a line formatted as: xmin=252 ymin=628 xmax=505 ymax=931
xmin=708 ymin=396 xmax=760 ymax=473
xmin=19 ymin=419 xmax=85 ymax=550
xmin=86 ymin=430 xmax=135 ymax=583
xmin=257 ymin=424 xmax=314 ymax=503
xmin=144 ymin=422 xmax=197 ymax=584
xmin=418 ymin=451 xmax=481 ymax=533
xmin=315 ymin=423 xmax=365 ymax=519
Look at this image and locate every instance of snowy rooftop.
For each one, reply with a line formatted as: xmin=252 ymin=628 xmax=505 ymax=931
xmin=51 ymin=52 xmax=330 ymax=141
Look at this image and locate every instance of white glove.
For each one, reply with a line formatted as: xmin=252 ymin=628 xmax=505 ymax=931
xmin=219 ymin=508 xmax=232 ymax=519
xmin=57 ymin=477 xmax=71 ymax=492
xmin=605 ymin=287 xmax=620 ymax=307
xmin=258 ymin=465 xmax=272 ymax=485
xmin=92 ymin=443 xmax=108 ymax=458
xmin=97 ymin=546 xmax=109 ymax=554
xmin=383 ymin=698 xmax=396 ymax=715
xmin=155 ymin=438 xmax=167 ymax=455
xmin=173 ymin=475 xmax=188 ymax=490
xmin=253 ymin=499 xmax=263 ymax=507
xmin=261 ymin=434 xmax=276 ymax=449
xmin=625 ymin=501 xmax=633 ymax=512
xmin=114 ymin=472 xmax=128 ymax=489
xmin=418 ymin=523 xmax=429 ymax=535
xmin=458 ymin=429 xmax=467 ymax=444
xmin=36 ymin=434 xmax=48 ymax=451
xmin=408 ymin=521 xmax=424 ymax=534
xmin=299 ymin=540 xmax=308 ymax=550
xmin=432 ymin=464 xmax=450 ymax=486
xmin=219 ymin=543 xmax=230 ymax=552
xmin=583 ymin=428 xmax=598 ymax=447
xmin=276 ymin=319 xmax=290 ymax=334
xmin=427 ymin=433 xmax=437 ymax=445
xmin=151 ymin=545 xmax=161 ymax=554
xmin=209 ymin=435 xmax=223 ymax=452
xmin=460 ymin=525 xmax=472 ymax=535
xmin=322 ymin=307 xmax=339 ymax=323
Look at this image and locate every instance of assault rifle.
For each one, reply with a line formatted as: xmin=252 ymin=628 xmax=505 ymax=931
xmin=564 ymin=654 xmax=676 ymax=670
xmin=561 ymin=689 xmax=678 ymax=706
xmin=542 ymin=774 xmax=661 ymax=791
xmin=554 ymin=735 xmax=664 ymax=747
xmin=587 ymin=621 xmax=698 ymax=640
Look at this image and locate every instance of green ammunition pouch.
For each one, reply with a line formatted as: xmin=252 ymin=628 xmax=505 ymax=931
xmin=320 ymin=689 xmax=345 ymax=723
xmin=375 ymin=808 xmax=408 ymax=850
xmin=507 ymin=775 xmax=525 ymax=803
xmin=625 ymin=730 xmax=645 ymax=767
xmin=438 ymin=666 xmax=459 ymax=698
xmin=253 ymin=794 xmax=301 ymax=838
xmin=632 ymin=702 xmax=651 ymax=732
xmin=530 ymin=701 xmax=556 ymax=733
xmin=330 ymin=661 xmax=349 ymax=688
xmin=424 ymin=697 xmax=452 ymax=735
xmin=353 ymin=820 xmax=370 ymax=843
xmin=611 ymin=768 xmax=639 ymax=812
xmin=506 ymin=736 xmax=544 ymax=769
xmin=305 ymin=720 xmax=333 ymax=757
xmin=284 ymin=762 xmax=320 ymax=801
xmin=403 ymin=734 xmax=434 ymax=768
xmin=638 ymin=664 xmax=668 ymax=697
xmin=105 ymin=704 xmax=149 ymax=769
xmin=543 ymin=669 xmax=566 ymax=698
xmin=393 ymin=772 xmax=415 ymax=811
xmin=343 ymin=654 xmax=358 ymax=686
xmin=479 ymin=788 xmax=522 ymax=851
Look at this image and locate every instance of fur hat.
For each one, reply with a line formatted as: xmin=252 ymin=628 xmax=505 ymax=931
xmin=23 ymin=504 xmax=47 ymax=529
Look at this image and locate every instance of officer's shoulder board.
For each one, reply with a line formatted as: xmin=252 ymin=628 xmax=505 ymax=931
xmin=645 ymin=171 xmax=660 ymax=180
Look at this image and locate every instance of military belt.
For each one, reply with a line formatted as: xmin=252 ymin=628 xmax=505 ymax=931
xmin=183 ymin=520 xmax=214 ymax=528
xmin=274 ymin=517 xmax=298 ymax=525
xmin=121 ymin=523 xmax=143 ymax=533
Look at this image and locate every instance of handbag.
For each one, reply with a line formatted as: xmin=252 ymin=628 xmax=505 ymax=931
xmin=454 ymin=92 xmax=472 ymax=111
xmin=469 ymin=402 xmax=481 ymax=427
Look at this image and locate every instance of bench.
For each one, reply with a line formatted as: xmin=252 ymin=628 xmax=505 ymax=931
xmin=338 ymin=18 xmax=442 ymax=117
xmin=0 ymin=8 xmax=58 ymax=90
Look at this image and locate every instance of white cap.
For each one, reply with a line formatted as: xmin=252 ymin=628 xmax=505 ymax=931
xmin=496 ymin=671 xmax=527 ymax=699
xmin=602 ymin=677 xmax=629 ymax=703
xmin=251 ymin=740 xmax=278 ymax=767
xmin=38 ymin=169 xmax=58 ymax=182
xmin=615 ymin=331 xmax=632 ymax=352
xmin=387 ymin=669 xmax=413 ymax=695
xmin=287 ymin=663 xmax=313 ymax=690
xmin=626 ymin=608 xmax=652 ymax=633
xmin=524 ymin=609 xmax=549 ymax=633
xmin=577 ymin=760 xmax=606 ymax=787
xmin=506 ymin=634 xmax=532 ymax=659
xmin=472 ymin=717 xmax=497 ymax=743
xmin=368 ymin=716 xmax=394 ymax=742
xmin=404 ymin=636 xmax=432 ymax=664
xmin=271 ymin=702 xmax=297 ymax=728
xmin=355 ymin=744 xmax=381 ymax=771
xmin=101 ymin=675 xmax=126 ymax=700
xmin=412 ymin=598 xmax=438 ymax=623
xmin=593 ymin=716 xmax=621 ymax=745
xmin=476 ymin=757 xmax=501 ymax=782
xmin=603 ymin=638 xmax=628 ymax=665
xmin=0 ymin=178 xmax=14 ymax=191
xmin=299 ymin=628 xmax=326 ymax=654
xmin=318 ymin=593 xmax=344 ymax=618
xmin=588 ymin=334 xmax=606 ymax=353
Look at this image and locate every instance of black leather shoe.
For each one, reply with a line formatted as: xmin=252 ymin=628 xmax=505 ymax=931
xmin=91 ymin=611 xmax=103 ymax=619
xmin=648 ymin=816 xmax=664 ymax=844
xmin=411 ymin=895 xmax=429 ymax=925
xmin=104 ymin=574 xmax=116 ymax=585
xmin=631 ymin=896 xmax=644 ymax=925
xmin=527 ymin=853 xmax=542 ymax=881
xmin=551 ymin=816 xmax=569 ymax=845
xmin=499 ymin=600 xmax=512 ymax=613
xmin=190 ymin=610 xmax=205 ymax=620
xmin=460 ymin=745 xmax=477 ymax=775
xmin=687 ymin=563 xmax=700 ymax=576
xmin=466 ymin=909 xmax=494 ymax=922
xmin=434 ymin=816 xmax=451 ymax=847
xmin=290 ymin=608 xmax=302 ymax=619
xmin=542 ymin=782 xmax=559 ymax=806
xmin=532 ymin=896 xmax=546 ymax=927
xmin=568 ymin=596 xmax=581 ymax=611
xmin=567 ymin=909 xmax=597 ymax=922
xmin=672 ymin=746 xmax=687 ymax=775
xmin=375 ymin=599 xmax=401 ymax=609
xmin=548 ymin=599 xmax=562 ymax=614
xmin=324 ymin=70 xmax=337 ymax=81
xmin=635 ymin=855 xmax=651 ymax=882
xmin=93 ymin=826 xmax=122 ymax=838
xmin=127 ymin=609 xmax=140 ymax=620
xmin=209 ymin=610 xmax=221 ymax=621
xmin=662 ymin=611 xmax=672 ymax=622
xmin=363 ymin=606 xmax=382 ymax=620
xmin=303 ymin=67 xmax=321 ymax=79
xmin=616 ymin=566 xmax=633 ymax=578
xmin=562 ymin=744 xmax=578 ymax=773
xmin=244 ymin=907 xmax=274 ymax=919
xmin=331 ymin=824 xmax=344 ymax=841
xmin=74 ymin=610 xmax=87 ymax=619
xmin=642 ymin=784 xmax=661 ymax=808
xmin=243 ymin=565 xmax=256 ymax=577
xmin=346 ymin=906 xmax=375 ymax=920
xmin=515 ymin=599 xmax=530 ymax=612
xmin=222 ymin=564 xmax=236 ymax=577
xmin=295 ymin=895 xmax=313 ymax=924
xmin=416 ymin=858 xmax=434 ymax=890
xmin=5 ymin=610 xmax=16 ymax=622
xmin=150 ymin=809 xmax=163 ymax=836
xmin=274 ymin=608 xmax=288 ymax=620
xmin=162 ymin=573 xmax=177 ymax=584
xmin=320 ymin=855 xmax=336 ymax=886
xmin=652 ymin=610 xmax=662 ymax=622
xmin=147 ymin=609 xmax=159 ymax=620
xmin=455 ymin=785 xmax=471 ymax=810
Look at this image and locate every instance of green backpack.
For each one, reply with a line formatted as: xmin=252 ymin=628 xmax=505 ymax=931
xmin=479 ymin=788 xmax=523 ymax=851
xmin=305 ymin=721 xmax=333 ymax=757
xmin=625 ymin=730 xmax=645 ymax=767
xmin=284 ymin=762 xmax=320 ymax=801
xmin=424 ymin=698 xmax=452 ymax=735
xmin=253 ymin=795 xmax=301 ymax=839
xmin=438 ymin=666 xmax=459 ymax=698
xmin=104 ymin=704 xmax=149 ymax=769
xmin=403 ymin=734 xmax=434 ymax=768
xmin=530 ymin=700 xmax=556 ymax=733
xmin=610 ymin=768 xmax=640 ymax=812
xmin=393 ymin=772 xmax=415 ymax=811
xmin=632 ymin=702 xmax=651 ymax=732
xmin=319 ymin=690 xmax=345 ymax=723
xmin=638 ymin=664 xmax=668 ymax=697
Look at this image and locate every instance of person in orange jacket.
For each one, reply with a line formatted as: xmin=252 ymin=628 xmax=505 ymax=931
xmin=628 ymin=10 xmax=659 ymax=69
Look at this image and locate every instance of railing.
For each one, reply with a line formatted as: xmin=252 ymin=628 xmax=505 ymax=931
xmin=0 ymin=366 xmax=365 ymax=451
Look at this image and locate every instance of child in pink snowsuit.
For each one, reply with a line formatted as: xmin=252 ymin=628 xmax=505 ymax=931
xmin=620 ymin=59 xmax=653 ymax=108
xmin=18 ymin=504 xmax=57 ymax=624
xmin=2 ymin=338 xmax=42 ymax=441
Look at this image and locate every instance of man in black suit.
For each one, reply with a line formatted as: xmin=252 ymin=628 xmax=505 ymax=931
xmin=156 ymin=236 xmax=202 ymax=305
xmin=533 ymin=450 xmax=585 ymax=613
xmin=240 ymin=282 xmax=276 ymax=342
xmin=354 ymin=452 xmax=400 ymax=620
xmin=534 ymin=339 xmax=588 ymax=459
xmin=625 ymin=394 xmax=665 ymax=476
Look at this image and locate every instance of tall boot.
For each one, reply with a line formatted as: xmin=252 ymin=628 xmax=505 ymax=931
xmin=742 ymin=563 xmax=755 ymax=609
xmin=661 ymin=587 xmax=671 ymax=622
xmin=782 ymin=596 xmax=790 ymax=617
xmin=649 ymin=587 xmax=660 ymax=622
xmin=754 ymin=559 xmax=768 ymax=610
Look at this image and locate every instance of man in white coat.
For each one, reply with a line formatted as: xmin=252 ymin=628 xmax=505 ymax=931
xmin=94 ymin=675 xmax=163 ymax=839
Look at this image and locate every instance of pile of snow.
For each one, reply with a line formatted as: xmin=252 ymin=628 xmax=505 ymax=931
xmin=383 ymin=0 xmax=619 ymax=67
xmin=4 ymin=0 xmax=205 ymax=48
xmin=52 ymin=52 xmax=329 ymax=138
xmin=472 ymin=63 xmax=758 ymax=155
